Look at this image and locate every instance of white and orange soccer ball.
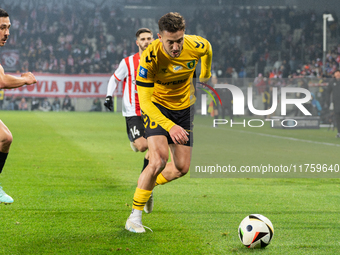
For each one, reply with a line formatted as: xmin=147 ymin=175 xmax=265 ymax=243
xmin=238 ymin=214 xmax=274 ymax=248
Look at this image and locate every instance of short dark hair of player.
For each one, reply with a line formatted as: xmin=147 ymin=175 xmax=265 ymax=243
xmin=0 ymin=8 xmax=9 ymax=18
xmin=136 ymin=28 xmax=152 ymax=38
xmin=158 ymin=12 xmax=185 ymax=33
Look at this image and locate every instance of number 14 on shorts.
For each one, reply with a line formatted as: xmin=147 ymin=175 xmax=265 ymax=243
xmin=130 ymin=126 xmax=140 ymax=139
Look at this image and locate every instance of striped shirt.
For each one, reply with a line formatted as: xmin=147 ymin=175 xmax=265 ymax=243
xmin=106 ymin=52 xmax=141 ymax=116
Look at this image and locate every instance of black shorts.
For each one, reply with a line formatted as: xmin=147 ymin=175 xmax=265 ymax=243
xmin=142 ymin=103 xmax=194 ymax=146
xmin=125 ymin=116 xmax=145 ymax=142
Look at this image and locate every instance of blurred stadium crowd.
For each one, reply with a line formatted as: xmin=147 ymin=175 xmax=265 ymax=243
xmin=1 ymin=2 xmax=339 ymax=79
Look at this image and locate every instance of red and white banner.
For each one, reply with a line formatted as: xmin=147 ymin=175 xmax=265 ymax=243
xmin=4 ymin=73 xmax=123 ymax=98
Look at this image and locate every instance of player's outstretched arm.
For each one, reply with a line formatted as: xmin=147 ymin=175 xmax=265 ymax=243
xmin=0 ymin=65 xmax=37 ymax=89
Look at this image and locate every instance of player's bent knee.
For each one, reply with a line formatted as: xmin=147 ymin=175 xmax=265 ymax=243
xmin=180 ymin=168 xmax=189 ymax=176
xmin=148 ymin=155 xmax=168 ymax=174
xmin=176 ymin=167 xmax=189 ymax=177
xmin=133 ymin=139 xmax=148 ymax=152
xmin=136 ymin=144 xmax=148 ymax=152
xmin=173 ymin=161 xmax=190 ymax=175
xmin=0 ymin=132 xmax=13 ymax=147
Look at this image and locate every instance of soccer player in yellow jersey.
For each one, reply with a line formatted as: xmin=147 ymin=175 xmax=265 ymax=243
xmin=125 ymin=12 xmax=212 ymax=233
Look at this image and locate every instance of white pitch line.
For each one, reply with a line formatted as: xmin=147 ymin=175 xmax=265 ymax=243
xmin=232 ymin=129 xmax=340 ymax=147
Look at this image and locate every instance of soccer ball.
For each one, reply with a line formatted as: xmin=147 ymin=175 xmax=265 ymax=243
xmin=238 ymin=214 xmax=274 ymax=248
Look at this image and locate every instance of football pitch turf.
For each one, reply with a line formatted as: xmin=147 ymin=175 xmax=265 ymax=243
xmin=0 ymin=111 xmax=339 ymax=254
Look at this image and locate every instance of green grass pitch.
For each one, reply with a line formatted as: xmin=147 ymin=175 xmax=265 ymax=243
xmin=0 ymin=111 xmax=339 ymax=254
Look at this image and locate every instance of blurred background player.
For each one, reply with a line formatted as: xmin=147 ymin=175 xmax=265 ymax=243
xmin=0 ymin=8 xmax=37 ymax=204
xmin=327 ymin=70 xmax=340 ymax=137
xmin=125 ymin=12 xmax=212 ymax=233
xmin=104 ymin=28 xmax=154 ymax=170
xmin=212 ymin=72 xmax=233 ymax=122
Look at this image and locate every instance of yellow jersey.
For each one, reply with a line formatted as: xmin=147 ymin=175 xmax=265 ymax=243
xmin=136 ymin=34 xmax=212 ymax=132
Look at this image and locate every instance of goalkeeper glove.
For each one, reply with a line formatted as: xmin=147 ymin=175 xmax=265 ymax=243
xmin=104 ymin=96 xmax=113 ymax=111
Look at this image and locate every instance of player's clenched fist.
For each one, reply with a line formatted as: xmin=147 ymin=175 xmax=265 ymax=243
xmin=104 ymin=96 xmax=113 ymax=111
xmin=21 ymin=72 xmax=37 ymax=85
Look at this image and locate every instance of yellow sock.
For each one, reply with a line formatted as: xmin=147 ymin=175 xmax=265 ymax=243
xmin=155 ymin=173 xmax=170 ymax=186
xmin=132 ymin=187 xmax=152 ymax=211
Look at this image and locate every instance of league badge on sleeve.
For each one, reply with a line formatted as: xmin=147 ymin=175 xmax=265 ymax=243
xmin=139 ymin=66 xmax=148 ymax=78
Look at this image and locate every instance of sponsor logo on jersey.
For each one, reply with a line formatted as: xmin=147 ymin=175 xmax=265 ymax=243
xmin=156 ymin=79 xmax=187 ymax=86
xmin=173 ymin=65 xmax=183 ymax=71
xmin=187 ymin=60 xmax=196 ymax=69
xmin=139 ymin=66 xmax=148 ymax=78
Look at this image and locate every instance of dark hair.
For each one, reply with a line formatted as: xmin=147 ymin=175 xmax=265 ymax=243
xmin=136 ymin=28 xmax=152 ymax=38
xmin=0 ymin=8 xmax=9 ymax=18
xmin=158 ymin=12 xmax=185 ymax=33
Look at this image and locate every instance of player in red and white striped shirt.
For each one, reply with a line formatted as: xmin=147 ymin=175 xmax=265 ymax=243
xmin=104 ymin=28 xmax=153 ymax=168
